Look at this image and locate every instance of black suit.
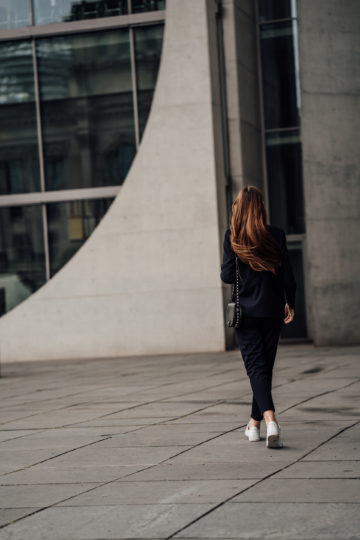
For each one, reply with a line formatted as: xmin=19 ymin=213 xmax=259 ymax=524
xmin=220 ymin=224 xmax=297 ymax=421
xmin=220 ymin=225 xmax=296 ymax=317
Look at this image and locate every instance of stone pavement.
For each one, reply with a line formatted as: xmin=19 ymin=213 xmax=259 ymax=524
xmin=0 ymin=343 xmax=359 ymax=540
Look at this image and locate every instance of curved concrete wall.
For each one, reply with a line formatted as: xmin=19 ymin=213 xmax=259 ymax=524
xmin=0 ymin=0 xmax=226 ymax=362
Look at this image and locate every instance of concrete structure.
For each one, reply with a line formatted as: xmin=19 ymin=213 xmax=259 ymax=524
xmin=0 ymin=0 xmax=228 ymax=362
xmin=0 ymin=0 xmax=359 ymax=362
xmin=298 ymin=0 xmax=360 ymax=345
xmin=0 ymin=343 xmax=359 ymax=537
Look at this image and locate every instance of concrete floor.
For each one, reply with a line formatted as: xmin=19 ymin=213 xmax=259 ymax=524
xmin=0 ymin=343 xmax=359 ymax=539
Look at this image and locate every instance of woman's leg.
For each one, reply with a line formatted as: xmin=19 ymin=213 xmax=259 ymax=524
xmin=260 ymin=317 xmax=284 ymax=425
xmin=234 ymin=316 xmax=275 ymax=423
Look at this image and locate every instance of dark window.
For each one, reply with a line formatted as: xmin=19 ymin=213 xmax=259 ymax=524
xmin=258 ymin=0 xmax=293 ymax=23
xmin=34 ymin=0 xmax=129 ymax=26
xmin=0 ymin=41 xmax=41 ymax=195
xmin=46 ymin=197 xmax=114 ymax=276
xmin=260 ymin=22 xmax=300 ymax=129
xmin=0 ymin=205 xmax=46 ymax=315
xmin=280 ymin=243 xmax=307 ymax=340
xmin=266 ymin=130 xmax=305 ymax=235
xmin=37 ymin=29 xmax=136 ymax=190
xmin=131 ymin=0 xmax=165 ymax=13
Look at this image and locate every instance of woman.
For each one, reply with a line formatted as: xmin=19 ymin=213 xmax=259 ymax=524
xmin=221 ymin=186 xmax=296 ymax=448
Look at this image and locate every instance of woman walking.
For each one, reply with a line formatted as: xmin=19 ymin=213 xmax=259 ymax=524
xmin=221 ymin=186 xmax=296 ymax=448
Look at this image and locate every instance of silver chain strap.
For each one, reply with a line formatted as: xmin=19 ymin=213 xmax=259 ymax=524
xmin=233 ymin=257 xmax=242 ymax=327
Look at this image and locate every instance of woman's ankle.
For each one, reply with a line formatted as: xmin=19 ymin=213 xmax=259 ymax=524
xmin=263 ymin=410 xmax=277 ymax=426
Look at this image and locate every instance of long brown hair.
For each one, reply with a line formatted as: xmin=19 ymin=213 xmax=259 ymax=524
xmin=230 ymin=185 xmax=282 ymax=275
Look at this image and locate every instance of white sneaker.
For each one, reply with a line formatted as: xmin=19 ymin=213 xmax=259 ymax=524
xmin=266 ymin=420 xmax=283 ymax=448
xmin=244 ymin=422 xmax=260 ymax=442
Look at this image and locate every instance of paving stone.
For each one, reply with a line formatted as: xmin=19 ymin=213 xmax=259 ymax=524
xmin=231 ymin=478 xmax=360 ymax=503
xmin=0 ymin=484 xmax=100 ymax=508
xmin=173 ymin=502 xmax=360 ymax=539
xmin=96 ymin=430 xmax=213 ymax=447
xmin=0 ymin=431 xmax=39 ymax=443
xmin=28 ymin=445 xmax=190 ymax=468
xmin=0 ymin=449 xmax=65 ymax=475
xmin=0 ymin=465 xmax=145 ymax=485
xmin=0 ymin=508 xmax=38 ymax=528
xmin=273 ymin=460 xmax=360 ymax=478
xmin=56 ymin=479 xmax=256 ymax=505
xmin=0 ymin=504 xmax=214 ymax=539
xmin=122 ymin=461 xmax=294 ymax=481
xmin=301 ymin=423 xmax=360 ymax=461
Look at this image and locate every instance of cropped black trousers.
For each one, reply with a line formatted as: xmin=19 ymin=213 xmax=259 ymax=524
xmin=234 ymin=315 xmax=284 ymax=421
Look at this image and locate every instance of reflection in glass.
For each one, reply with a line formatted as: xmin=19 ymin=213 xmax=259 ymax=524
xmin=258 ymin=0 xmax=293 ymax=23
xmin=280 ymin=243 xmax=307 ymax=339
xmin=0 ymin=204 xmax=46 ymax=316
xmin=260 ymin=21 xmax=300 ymax=129
xmin=36 ymin=30 xmax=136 ymax=191
xmin=0 ymin=0 xmax=31 ymax=29
xmin=33 ymin=0 xmax=128 ymax=25
xmin=0 ymin=41 xmax=41 ymax=194
xmin=47 ymin=198 xmax=114 ymax=276
xmin=131 ymin=0 xmax=165 ymax=13
xmin=266 ymin=130 xmax=304 ymax=235
xmin=134 ymin=25 xmax=164 ymax=139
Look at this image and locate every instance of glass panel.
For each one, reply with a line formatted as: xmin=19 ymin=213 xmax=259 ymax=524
xmin=260 ymin=21 xmax=300 ymax=129
xmin=131 ymin=0 xmax=165 ymax=13
xmin=266 ymin=130 xmax=304 ymax=235
xmin=33 ymin=0 xmax=128 ymax=25
xmin=280 ymin=243 xmax=307 ymax=339
xmin=36 ymin=29 xmax=136 ymax=191
xmin=134 ymin=24 xmax=164 ymax=140
xmin=0 ymin=204 xmax=46 ymax=316
xmin=0 ymin=0 xmax=31 ymax=29
xmin=47 ymin=197 xmax=114 ymax=276
xmin=0 ymin=41 xmax=41 ymax=195
xmin=258 ymin=0 xmax=294 ymax=23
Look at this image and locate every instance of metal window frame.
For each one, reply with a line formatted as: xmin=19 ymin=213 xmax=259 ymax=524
xmin=0 ymin=10 xmax=165 ymax=41
xmin=0 ymin=6 xmax=165 ymax=283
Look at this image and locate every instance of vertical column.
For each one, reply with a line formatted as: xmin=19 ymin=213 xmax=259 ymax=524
xmin=32 ymin=39 xmax=50 ymax=281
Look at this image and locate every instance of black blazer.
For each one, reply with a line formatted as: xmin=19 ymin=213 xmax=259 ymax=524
xmin=220 ymin=225 xmax=297 ymax=318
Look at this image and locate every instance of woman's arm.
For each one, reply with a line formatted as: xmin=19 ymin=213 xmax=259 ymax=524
xmin=281 ymin=230 xmax=297 ymax=310
xmin=220 ymin=229 xmax=236 ymax=284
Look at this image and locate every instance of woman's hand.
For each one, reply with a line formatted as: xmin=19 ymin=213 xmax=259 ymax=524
xmin=284 ymin=303 xmax=295 ymax=324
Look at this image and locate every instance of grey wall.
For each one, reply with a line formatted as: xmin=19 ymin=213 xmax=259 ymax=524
xmin=222 ymin=0 xmax=264 ymax=201
xmin=298 ymin=0 xmax=360 ymax=344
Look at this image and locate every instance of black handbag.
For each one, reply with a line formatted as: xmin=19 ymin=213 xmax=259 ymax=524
xmin=226 ymin=256 xmax=243 ymax=328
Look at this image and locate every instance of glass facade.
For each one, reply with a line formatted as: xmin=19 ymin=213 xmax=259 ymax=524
xmin=47 ymin=198 xmax=114 ymax=276
xmin=280 ymin=243 xmax=307 ymax=339
xmin=265 ymin=130 xmax=304 ymax=234
xmin=257 ymin=1 xmax=307 ymax=339
xmin=0 ymin=0 xmax=166 ymax=28
xmin=0 ymin=0 xmax=31 ymax=29
xmin=132 ymin=0 xmax=165 ymax=13
xmin=0 ymin=204 xmax=46 ymax=316
xmin=0 ymin=6 xmax=165 ymax=316
xmin=0 ymin=41 xmax=41 ymax=194
xmin=37 ymin=29 xmax=136 ymax=190
xmin=33 ymin=1 xmax=129 ymax=25
xmin=260 ymin=22 xmax=300 ymax=129
xmin=258 ymin=0 xmax=294 ymax=23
